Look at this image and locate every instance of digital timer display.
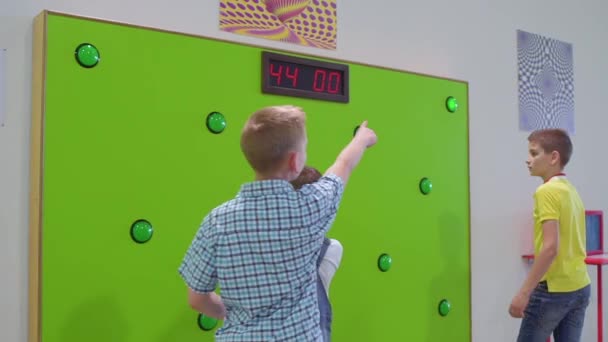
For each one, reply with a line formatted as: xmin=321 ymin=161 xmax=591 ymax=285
xmin=262 ymin=51 xmax=349 ymax=103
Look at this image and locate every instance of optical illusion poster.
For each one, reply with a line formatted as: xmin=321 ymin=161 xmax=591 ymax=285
xmin=219 ymin=0 xmax=337 ymax=50
xmin=517 ymin=30 xmax=575 ymax=134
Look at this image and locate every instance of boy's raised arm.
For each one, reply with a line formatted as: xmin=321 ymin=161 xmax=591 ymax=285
xmin=325 ymin=120 xmax=377 ymax=185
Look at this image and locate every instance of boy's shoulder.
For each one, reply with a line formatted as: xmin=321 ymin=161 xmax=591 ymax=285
xmin=301 ymin=173 xmax=344 ymax=192
xmin=297 ymin=174 xmax=345 ymax=206
xmin=320 ymin=173 xmax=343 ymax=185
xmin=535 ymin=178 xmax=580 ymax=203
xmin=210 ymin=196 xmax=241 ymax=215
xmin=536 ymin=177 xmax=573 ymax=191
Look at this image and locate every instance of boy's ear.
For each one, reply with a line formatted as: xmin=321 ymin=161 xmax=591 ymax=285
xmin=550 ymin=150 xmax=561 ymax=165
xmin=286 ymin=151 xmax=298 ymax=172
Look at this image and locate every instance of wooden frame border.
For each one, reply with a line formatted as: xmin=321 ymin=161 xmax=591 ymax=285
xmin=29 ymin=11 xmax=47 ymax=342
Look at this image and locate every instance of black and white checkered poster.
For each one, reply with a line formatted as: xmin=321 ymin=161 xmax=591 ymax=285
xmin=517 ymin=30 xmax=574 ymax=134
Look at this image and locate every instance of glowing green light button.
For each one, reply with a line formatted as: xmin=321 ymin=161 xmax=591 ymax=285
xmin=446 ymin=96 xmax=458 ymax=113
xmin=438 ymin=299 xmax=451 ymax=317
xmin=378 ymin=253 xmax=392 ymax=272
xmin=207 ymin=112 xmax=227 ymax=134
xmin=197 ymin=314 xmax=218 ymax=331
xmin=75 ymin=43 xmax=100 ymax=68
xmin=130 ymin=219 xmax=153 ymax=243
xmin=419 ymin=177 xmax=432 ymax=195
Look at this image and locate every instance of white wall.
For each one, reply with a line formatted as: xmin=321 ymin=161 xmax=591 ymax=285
xmin=1 ymin=1 xmax=607 ymax=341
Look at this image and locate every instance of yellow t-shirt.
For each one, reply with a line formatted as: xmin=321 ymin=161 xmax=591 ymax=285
xmin=534 ymin=176 xmax=590 ymax=292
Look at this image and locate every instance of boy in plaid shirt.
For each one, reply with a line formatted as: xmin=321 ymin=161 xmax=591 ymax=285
xmin=179 ymin=105 xmax=377 ymax=341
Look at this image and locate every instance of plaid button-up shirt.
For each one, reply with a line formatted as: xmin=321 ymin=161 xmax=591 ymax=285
xmin=179 ymin=174 xmax=344 ymax=342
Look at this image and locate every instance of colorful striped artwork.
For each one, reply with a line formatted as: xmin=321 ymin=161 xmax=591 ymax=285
xmin=220 ymin=0 xmax=337 ymax=50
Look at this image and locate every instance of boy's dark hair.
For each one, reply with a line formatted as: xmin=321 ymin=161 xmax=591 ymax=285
xmin=291 ymin=166 xmax=322 ymax=190
xmin=528 ymin=129 xmax=573 ymax=167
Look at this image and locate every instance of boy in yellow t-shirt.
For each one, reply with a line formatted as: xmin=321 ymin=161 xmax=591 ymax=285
xmin=510 ymin=128 xmax=591 ymax=342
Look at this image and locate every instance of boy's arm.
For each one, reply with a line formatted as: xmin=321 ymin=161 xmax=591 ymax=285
xmin=179 ymin=215 xmax=223 ymax=317
xmin=188 ymin=288 xmax=226 ymax=320
xmin=509 ymin=220 xmax=559 ymax=317
xmin=520 ymin=220 xmax=559 ymax=291
xmin=325 ymin=120 xmax=377 ymax=185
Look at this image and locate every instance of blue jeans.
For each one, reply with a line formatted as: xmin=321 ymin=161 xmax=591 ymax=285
xmin=317 ymin=238 xmax=332 ymax=342
xmin=517 ymin=281 xmax=590 ymax=342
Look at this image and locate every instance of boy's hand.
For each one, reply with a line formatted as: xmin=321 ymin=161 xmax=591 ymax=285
xmin=326 ymin=120 xmax=377 ymax=184
xmin=508 ymin=291 xmax=530 ymax=318
xmin=355 ymin=121 xmax=377 ymax=148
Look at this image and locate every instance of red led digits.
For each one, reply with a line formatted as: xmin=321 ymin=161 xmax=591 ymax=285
xmin=313 ymin=69 xmax=326 ymax=92
xmin=285 ymin=66 xmax=299 ymax=87
xmin=262 ymin=51 xmax=349 ymax=103
xmin=312 ymin=70 xmax=341 ymax=94
xmin=270 ymin=63 xmax=300 ymax=88
xmin=268 ymin=57 xmax=344 ymax=95
xmin=327 ymin=72 xmax=340 ymax=94
xmin=269 ymin=63 xmax=283 ymax=85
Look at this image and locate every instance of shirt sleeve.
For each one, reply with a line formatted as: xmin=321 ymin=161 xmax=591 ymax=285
xmin=178 ymin=214 xmax=217 ymax=293
xmin=535 ymin=186 xmax=561 ymax=223
xmin=299 ymin=173 xmax=345 ymax=233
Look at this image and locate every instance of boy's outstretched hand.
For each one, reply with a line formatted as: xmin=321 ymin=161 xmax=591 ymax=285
xmin=355 ymin=120 xmax=378 ymax=148
xmin=325 ymin=120 xmax=378 ymax=184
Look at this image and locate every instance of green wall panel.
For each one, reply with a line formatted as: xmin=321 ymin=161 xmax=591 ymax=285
xmin=38 ymin=12 xmax=470 ymax=341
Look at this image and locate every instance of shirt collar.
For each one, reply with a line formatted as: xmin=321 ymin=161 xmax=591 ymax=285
xmin=238 ymin=179 xmax=294 ymax=197
xmin=544 ymin=172 xmax=566 ymax=183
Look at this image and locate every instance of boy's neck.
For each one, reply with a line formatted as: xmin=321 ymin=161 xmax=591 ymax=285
xmin=255 ymin=174 xmax=290 ymax=181
xmin=542 ymin=169 xmax=565 ymax=183
xmin=255 ymin=169 xmax=293 ymax=182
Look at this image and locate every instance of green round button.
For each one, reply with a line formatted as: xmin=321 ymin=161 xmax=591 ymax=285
xmin=446 ymin=96 xmax=458 ymax=113
xmin=377 ymin=253 xmax=392 ymax=272
xmin=438 ymin=299 xmax=451 ymax=316
xmin=197 ymin=314 xmax=218 ymax=331
xmin=75 ymin=43 xmax=100 ymax=68
xmin=130 ymin=219 xmax=153 ymax=243
xmin=419 ymin=177 xmax=432 ymax=195
xmin=207 ymin=112 xmax=227 ymax=134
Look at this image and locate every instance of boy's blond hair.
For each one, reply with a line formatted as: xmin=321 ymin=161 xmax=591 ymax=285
xmin=241 ymin=105 xmax=306 ymax=174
